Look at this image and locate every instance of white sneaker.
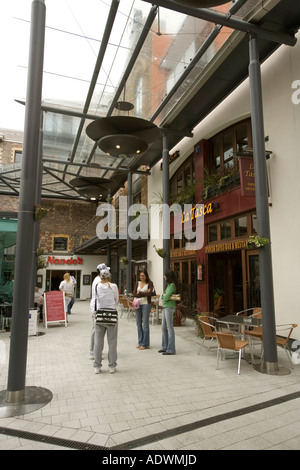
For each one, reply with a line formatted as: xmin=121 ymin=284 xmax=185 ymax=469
xmin=109 ymin=366 xmax=116 ymax=374
xmin=94 ymin=367 xmax=101 ymax=374
xmin=89 ymin=355 xmax=94 ymax=360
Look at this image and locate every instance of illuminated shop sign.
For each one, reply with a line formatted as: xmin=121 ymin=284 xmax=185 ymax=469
xmin=47 ymin=256 xmax=83 ymax=265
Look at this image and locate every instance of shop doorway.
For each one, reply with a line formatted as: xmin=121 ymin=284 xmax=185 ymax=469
xmin=171 ymin=259 xmax=197 ymax=309
xmin=45 ymin=270 xmax=81 ymax=298
xmin=208 ymin=251 xmax=243 ymax=315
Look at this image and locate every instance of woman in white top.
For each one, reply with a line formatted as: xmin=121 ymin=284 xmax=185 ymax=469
xmin=89 ymin=263 xmax=109 ymax=359
xmin=93 ymin=268 xmax=119 ymax=374
xmin=59 ymin=273 xmax=75 ymax=313
xmin=132 ymin=270 xmax=154 ymax=350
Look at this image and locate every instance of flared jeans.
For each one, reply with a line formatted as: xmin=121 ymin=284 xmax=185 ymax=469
xmin=135 ymin=303 xmax=151 ymax=348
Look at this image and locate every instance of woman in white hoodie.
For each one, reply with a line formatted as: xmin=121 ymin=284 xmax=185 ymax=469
xmin=92 ymin=268 xmax=119 ymax=374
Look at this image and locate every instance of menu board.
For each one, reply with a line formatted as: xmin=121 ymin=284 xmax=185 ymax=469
xmin=44 ymin=291 xmax=67 ymax=328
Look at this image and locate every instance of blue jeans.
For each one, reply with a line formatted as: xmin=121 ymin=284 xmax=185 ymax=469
xmin=135 ymin=303 xmax=151 ymax=347
xmin=162 ymin=308 xmax=176 ymax=354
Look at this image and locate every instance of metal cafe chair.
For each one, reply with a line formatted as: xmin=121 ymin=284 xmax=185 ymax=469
xmin=275 ymin=323 xmax=298 ymax=365
xmin=198 ymin=315 xmax=218 ymax=354
xmin=259 ymin=323 xmax=298 ymax=367
xmin=216 ymin=332 xmax=249 ymax=375
xmin=118 ymin=295 xmax=134 ymax=321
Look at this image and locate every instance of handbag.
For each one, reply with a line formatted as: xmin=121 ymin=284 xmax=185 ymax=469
xmin=94 ymin=282 xmax=118 ymax=325
xmin=169 ymin=294 xmax=181 ymax=301
xmin=95 ymin=308 xmax=118 ymax=325
xmin=133 ymin=298 xmax=140 ymax=309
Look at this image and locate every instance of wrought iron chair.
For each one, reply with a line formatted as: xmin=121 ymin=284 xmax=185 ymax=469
xmin=216 ymin=332 xmax=249 ymax=375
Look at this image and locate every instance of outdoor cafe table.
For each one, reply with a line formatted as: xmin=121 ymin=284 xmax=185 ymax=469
xmin=216 ymin=314 xmax=263 ymax=364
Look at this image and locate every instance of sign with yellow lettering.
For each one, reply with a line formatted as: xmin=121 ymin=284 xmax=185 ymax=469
xmin=239 ymin=157 xmax=255 ymax=197
xmin=205 ymin=239 xmax=248 ymax=254
xmin=182 ymin=203 xmax=215 ymax=224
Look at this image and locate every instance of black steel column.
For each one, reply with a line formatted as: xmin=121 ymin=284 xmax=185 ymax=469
xmin=126 ymin=171 xmax=133 ymax=294
xmin=6 ymin=0 xmax=46 ymax=402
xmin=30 ymin=114 xmax=44 ymax=307
xmin=162 ymin=131 xmax=170 ymax=287
xmin=248 ymin=33 xmax=279 ymax=374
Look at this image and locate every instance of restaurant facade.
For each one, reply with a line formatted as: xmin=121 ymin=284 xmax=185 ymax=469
xmin=147 ymin=30 xmax=300 ymax=338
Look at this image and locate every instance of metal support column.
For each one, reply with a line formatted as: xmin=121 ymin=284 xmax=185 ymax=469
xmin=248 ymin=34 xmax=289 ymax=375
xmin=162 ymin=131 xmax=170 ymax=287
xmin=30 ymin=114 xmax=44 ymax=307
xmin=126 ymin=171 xmax=133 ymax=294
xmin=0 ymin=1 xmax=53 ymax=414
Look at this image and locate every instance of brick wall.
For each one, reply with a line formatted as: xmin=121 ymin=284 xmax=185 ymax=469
xmin=39 ymin=199 xmax=97 ymax=254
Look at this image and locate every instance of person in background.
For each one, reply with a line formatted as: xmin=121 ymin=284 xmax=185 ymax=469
xmin=66 ymin=272 xmax=77 ymax=315
xmin=34 ymin=286 xmax=44 ymax=321
xmin=89 ymin=263 xmax=110 ymax=360
xmin=132 ymin=270 xmax=155 ymax=350
xmin=92 ymin=268 xmax=119 ymax=374
xmin=59 ymin=272 xmax=75 ymax=314
xmin=159 ymin=270 xmax=178 ymax=355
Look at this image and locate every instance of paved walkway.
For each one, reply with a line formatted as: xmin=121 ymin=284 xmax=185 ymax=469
xmin=0 ymin=300 xmax=300 ymax=450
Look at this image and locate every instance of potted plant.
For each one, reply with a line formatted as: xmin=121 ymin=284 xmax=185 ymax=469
xmin=174 ymin=302 xmax=188 ymax=326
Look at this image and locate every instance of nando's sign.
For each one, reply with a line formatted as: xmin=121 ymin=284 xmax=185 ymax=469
xmin=181 ymin=202 xmax=217 ymax=223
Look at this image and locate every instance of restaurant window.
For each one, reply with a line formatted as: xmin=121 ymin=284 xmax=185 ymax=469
xmin=235 ymin=216 xmax=248 ymax=237
xmin=207 ymin=212 xmax=257 ymax=244
xmin=208 ymin=224 xmax=218 ymax=243
xmin=251 ymin=213 xmax=258 ymax=234
xmin=220 ymin=221 xmax=231 ymax=240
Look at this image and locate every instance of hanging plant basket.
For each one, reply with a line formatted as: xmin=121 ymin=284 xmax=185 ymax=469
xmin=34 ymin=205 xmax=49 ymax=221
xmin=153 ymin=245 xmax=166 ymax=258
xmin=246 ymin=235 xmax=269 ymax=249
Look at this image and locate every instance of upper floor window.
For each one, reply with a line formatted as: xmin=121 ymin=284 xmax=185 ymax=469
xmin=170 ymin=156 xmax=195 ymax=204
xmin=14 ymin=150 xmax=22 ymax=163
xmin=210 ymin=120 xmax=252 ymax=174
xmin=53 ymin=236 xmax=69 ymax=252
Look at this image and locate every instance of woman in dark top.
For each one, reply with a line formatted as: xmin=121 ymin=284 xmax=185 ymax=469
xmin=133 ymin=270 xmax=155 ymax=350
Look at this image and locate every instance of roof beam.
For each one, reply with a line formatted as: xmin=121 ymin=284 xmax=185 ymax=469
xmin=42 ymin=158 xmax=151 ymax=175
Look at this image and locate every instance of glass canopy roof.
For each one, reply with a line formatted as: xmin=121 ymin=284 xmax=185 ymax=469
xmin=0 ymin=0 xmax=299 ymax=201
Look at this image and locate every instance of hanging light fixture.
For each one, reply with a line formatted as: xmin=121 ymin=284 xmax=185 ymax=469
xmin=172 ymin=0 xmax=230 ymax=8
xmin=99 ymin=134 xmax=148 ymax=158
xmin=86 ymin=116 xmax=160 ymax=158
